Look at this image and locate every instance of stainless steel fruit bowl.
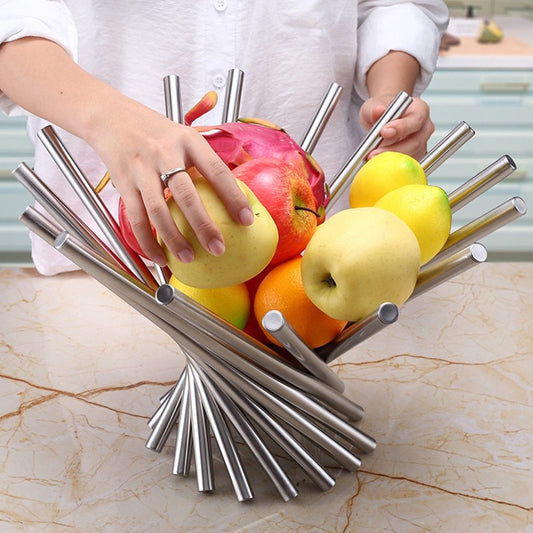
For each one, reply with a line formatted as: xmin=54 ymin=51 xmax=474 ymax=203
xmin=13 ymin=70 xmax=527 ymax=501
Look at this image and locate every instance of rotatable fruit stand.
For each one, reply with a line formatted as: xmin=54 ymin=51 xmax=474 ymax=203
xmin=13 ymin=70 xmax=527 ymax=502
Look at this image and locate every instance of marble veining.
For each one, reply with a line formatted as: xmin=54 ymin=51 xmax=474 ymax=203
xmin=1 ymin=263 xmax=532 ymax=532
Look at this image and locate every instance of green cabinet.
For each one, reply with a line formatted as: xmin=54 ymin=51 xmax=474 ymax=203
xmin=423 ymin=68 xmax=533 ymax=256
xmin=0 ymin=115 xmax=34 ymax=263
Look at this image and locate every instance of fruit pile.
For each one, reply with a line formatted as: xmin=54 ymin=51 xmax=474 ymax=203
xmin=114 ymin=107 xmax=452 ymax=353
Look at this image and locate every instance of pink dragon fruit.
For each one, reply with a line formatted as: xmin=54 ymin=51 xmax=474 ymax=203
xmin=186 ymin=92 xmax=327 ymax=214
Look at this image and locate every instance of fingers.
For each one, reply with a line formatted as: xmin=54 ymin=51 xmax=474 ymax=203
xmin=164 ymin=167 xmax=226 ymax=259
xmin=115 ymin=125 xmax=253 ymax=267
xmin=365 ymin=97 xmax=434 ymax=161
xmin=183 ymin=133 xmax=254 ymax=226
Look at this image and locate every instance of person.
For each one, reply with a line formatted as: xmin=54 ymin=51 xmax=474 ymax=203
xmin=0 ymin=1 xmax=449 ymax=276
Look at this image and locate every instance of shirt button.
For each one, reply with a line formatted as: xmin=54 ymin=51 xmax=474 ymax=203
xmin=213 ymin=74 xmax=226 ymax=88
xmin=214 ymin=0 xmax=227 ymax=12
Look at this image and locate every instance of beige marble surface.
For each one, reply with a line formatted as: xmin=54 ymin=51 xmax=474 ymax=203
xmin=1 ymin=263 xmax=532 ymax=532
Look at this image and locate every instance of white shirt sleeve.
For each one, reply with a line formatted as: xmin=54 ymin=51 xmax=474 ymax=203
xmin=355 ymin=0 xmax=449 ymax=99
xmin=0 ymin=0 xmax=78 ymax=116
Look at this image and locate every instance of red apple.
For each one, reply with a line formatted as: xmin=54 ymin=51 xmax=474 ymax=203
xmin=117 ymin=188 xmax=173 ymax=259
xmin=118 ymin=197 xmax=148 ymax=258
xmin=232 ymin=157 xmax=318 ymax=266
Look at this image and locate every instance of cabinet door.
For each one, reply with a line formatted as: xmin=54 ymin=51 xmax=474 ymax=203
xmin=424 ymin=69 xmax=533 ymax=256
xmin=0 ymin=115 xmax=35 ymax=260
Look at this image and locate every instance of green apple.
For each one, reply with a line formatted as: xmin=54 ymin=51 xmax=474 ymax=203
xmin=161 ymin=177 xmax=279 ymax=288
xmin=301 ymin=207 xmax=421 ymax=322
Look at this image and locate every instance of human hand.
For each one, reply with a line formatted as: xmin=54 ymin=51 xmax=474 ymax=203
xmin=88 ymin=97 xmax=254 ymax=267
xmin=359 ymin=95 xmax=435 ymax=161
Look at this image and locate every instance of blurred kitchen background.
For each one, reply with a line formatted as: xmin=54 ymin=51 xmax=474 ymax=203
xmin=1 ymin=2 xmax=531 ymax=265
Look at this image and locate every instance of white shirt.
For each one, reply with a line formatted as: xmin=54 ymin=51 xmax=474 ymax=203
xmin=0 ymin=0 xmax=448 ymax=275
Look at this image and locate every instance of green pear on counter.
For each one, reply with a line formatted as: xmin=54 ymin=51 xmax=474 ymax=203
xmin=160 ymin=177 xmax=279 ymax=288
xmin=301 ymin=207 xmax=421 ymax=322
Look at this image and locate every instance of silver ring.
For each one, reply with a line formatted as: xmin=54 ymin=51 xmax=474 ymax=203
xmin=160 ymin=166 xmax=187 ymax=186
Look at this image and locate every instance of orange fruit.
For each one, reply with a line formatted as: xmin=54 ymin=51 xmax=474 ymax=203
xmin=254 ymin=256 xmax=347 ymax=348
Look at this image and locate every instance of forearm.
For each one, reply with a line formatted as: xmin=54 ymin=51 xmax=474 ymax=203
xmin=361 ymin=50 xmax=433 ymax=160
xmin=0 ymin=35 xmax=251 ymax=265
xmin=0 ymin=36 xmax=126 ymax=144
xmin=365 ymin=50 xmax=420 ymax=100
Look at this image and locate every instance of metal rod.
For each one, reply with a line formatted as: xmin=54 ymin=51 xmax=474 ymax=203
xmin=37 ymin=125 xmax=158 ymax=289
xmin=148 ymin=370 xmax=187 ymax=429
xmin=411 ymin=243 xmax=487 ymax=299
xmin=173 ymin=372 xmax=193 ymax=477
xmin=319 ymin=303 xmax=399 ymax=363
xmin=199 ymin=358 xmax=363 ymax=470
xmin=13 ymin=163 xmax=117 ymax=262
xmin=419 ymin=121 xmax=475 ymax=176
xmin=192 ymin=358 xmax=336 ymax=491
xmin=145 ymin=371 xmax=185 ymax=452
xmin=261 ymin=310 xmax=345 ymax=392
xmin=163 ymin=74 xmax=183 ymax=124
xmin=448 ymin=155 xmax=516 ymax=213
xmin=221 ymin=68 xmax=244 ymax=123
xmin=188 ymin=364 xmax=215 ymax=492
xmin=159 ymin=74 xmax=188 ymax=284
xmin=155 ymin=284 xmax=365 ymax=421
xmin=299 ymin=82 xmax=343 ymax=154
xmin=188 ymin=361 xmax=254 ymax=502
xmin=19 ymin=206 xmax=65 ymax=247
xmin=191 ymin=360 xmax=298 ymax=501
xmin=326 ymin=91 xmax=412 ymax=214
xmin=428 ymin=196 xmax=527 ymax=264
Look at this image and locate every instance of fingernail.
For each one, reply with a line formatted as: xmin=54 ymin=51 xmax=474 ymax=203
xmin=239 ymin=207 xmax=254 ymax=226
xmin=382 ymin=126 xmax=397 ymax=137
xmin=208 ymin=238 xmax=225 ymax=256
xmin=177 ymin=248 xmax=194 ymax=263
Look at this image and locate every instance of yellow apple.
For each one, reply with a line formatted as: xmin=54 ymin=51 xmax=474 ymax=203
xmin=301 ymin=207 xmax=421 ymax=322
xmin=169 ymin=275 xmax=250 ymax=329
xmin=160 ymin=177 xmax=279 ymax=288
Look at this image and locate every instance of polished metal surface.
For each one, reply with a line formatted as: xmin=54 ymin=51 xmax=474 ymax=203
xmin=419 ymin=121 xmax=475 ymax=176
xmin=147 ymin=370 xmax=187 ymax=429
xmin=14 ymin=164 xmax=116 ymax=263
xmin=172 ymin=370 xmax=193 ymax=477
xmin=145 ymin=371 xmax=185 ymax=452
xmin=163 ymin=74 xmax=183 ymax=124
xmin=261 ymin=309 xmax=345 ymax=392
xmin=191 ymin=361 xmax=299 ymax=501
xmin=320 ymin=303 xmax=400 ymax=363
xmin=299 ymin=82 xmax=343 ymax=153
xmin=221 ymin=68 xmax=244 ymax=123
xmin=429 ymin=196 xmax=527 ymax=264
xmin=412 ymin=243 xmax=488 ymax=299
xmin=188 ymin=363 xmax=215 ymax=492
xmin=188 ymin=361 xmax=254 ymax=502
xmin=192 ymin=358 xmax=336 ymax=492
xmin=448 ymin=155 xmax=516 ymax=213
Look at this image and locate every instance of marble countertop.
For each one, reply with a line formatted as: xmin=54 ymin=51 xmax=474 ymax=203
xmin=1 ymin=263 xmax=532 ymax=532
xmin=438 ymin=16 xmax=533 ymax=69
